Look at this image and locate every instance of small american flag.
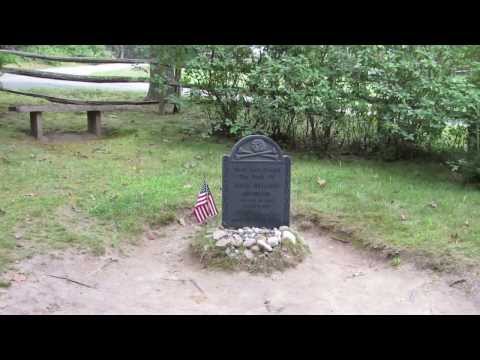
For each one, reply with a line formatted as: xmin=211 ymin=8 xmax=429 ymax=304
xmin=193 ymin=180 xmax=218 ymax=224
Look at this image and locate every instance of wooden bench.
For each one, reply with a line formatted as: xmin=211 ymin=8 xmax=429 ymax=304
xmin=8 ymin=104 xmax=157 ymax=139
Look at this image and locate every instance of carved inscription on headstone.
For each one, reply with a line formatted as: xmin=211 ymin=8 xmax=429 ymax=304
xmin=222 ymin=135 xmax=291 ymax=228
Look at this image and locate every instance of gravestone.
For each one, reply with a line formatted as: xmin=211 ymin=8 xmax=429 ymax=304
xmin=222 ymin=135 xmax=291 ymax=228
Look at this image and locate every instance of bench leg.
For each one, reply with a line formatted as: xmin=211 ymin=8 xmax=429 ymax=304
xmin=87 ymin=111 xmax=102 ymax=136
xmin=30 ymin=112 xmax=43 ymax=139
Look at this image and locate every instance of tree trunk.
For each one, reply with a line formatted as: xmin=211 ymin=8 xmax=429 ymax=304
xmin=307 ymin=113 xmax=317 ymax=147
xmin=467 ymin=122 xmax=480 ymax=153
xmin=173 ymin=67 xmax=182 ymax=113
xmin=146 ymin=61 xmax=162 ymax=99
xmin=146 ymin=61 xmax=175 ymax=115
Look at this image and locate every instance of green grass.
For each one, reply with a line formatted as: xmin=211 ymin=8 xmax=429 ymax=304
xmin=293 ymin=156 xmax=480 ymax=269
xmin=0 ymin=280 xmax=11 ymax=288
xmin=2 ymin=55 xmax=89 ymax=70
xmin=91 ymin=65 xmax=149 ymax=79
xmin=4 ymin=60 xmax=85 ymax=70
xmin=0 ymin=89 xmax=479 ymax=273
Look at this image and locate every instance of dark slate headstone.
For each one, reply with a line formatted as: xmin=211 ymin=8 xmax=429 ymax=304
xmin=222 ymin=135 xmax=291 ymax=228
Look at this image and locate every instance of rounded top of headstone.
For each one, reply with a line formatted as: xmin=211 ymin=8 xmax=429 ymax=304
xmin=229 ymin=135 xmax=284 ymax=161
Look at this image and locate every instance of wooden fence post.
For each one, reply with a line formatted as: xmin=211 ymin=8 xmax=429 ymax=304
xmin=30 ymin=112 xmax=43 ymax=139
xmin=87 ymin=111 xmax=102 ymax=136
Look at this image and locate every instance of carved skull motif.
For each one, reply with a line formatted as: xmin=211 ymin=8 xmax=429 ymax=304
xmin=250 ymin=139 xmax=267 ymax=153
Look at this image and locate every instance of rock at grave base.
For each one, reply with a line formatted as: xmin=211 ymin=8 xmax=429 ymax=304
xmin=274 ymin=229 xmax=282 ymax=238
xmin=257 ymin=240 xmax=273 ymax=252
xmin=255 ymin=234 xmax=267 ymax=243
xmin=267 ymin=236 xmax=280 ymax=247
xmin=279 ymin=226 xmax=290 ymax=232
xmin=244 ymin=238 xmax=256 ymax=248
xmin=251 ymin=245 xmax=260 ymax=253
xmin=281 ymin=230 xmax=296 ymax=244
xmin=244 ymin=249 xmax=255 ymax=260
xmin=232 ymin=235 xmax=243 ymax=247
xmin=213 ymin=230 xmax=228 ymax=241
xmin=216 ymin=237 xmax=231 ymax=248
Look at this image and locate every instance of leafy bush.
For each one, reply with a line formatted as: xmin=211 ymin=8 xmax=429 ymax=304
xmin=447 ymin=154 xmax=480 ymax=183
xmin=180 ymin=45 xmax=480 ymax=166
xmin=185 ymin=45 xmax=256 ymax=136
xmin=0 ymin=53 xmax=17 ymax=68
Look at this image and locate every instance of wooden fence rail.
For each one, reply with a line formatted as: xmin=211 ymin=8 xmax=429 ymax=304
xmin=1 ymin=67 xmax=149 ymax=83
xmin=0 ymin=88 xmax=160 ymax=105
xmin=0 ymin=49 xmax=151 ymax=64
xmin=0 ymin=48 xmax=250 ymax=105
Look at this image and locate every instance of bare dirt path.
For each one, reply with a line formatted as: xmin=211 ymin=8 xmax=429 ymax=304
xmin=1 ymin=219 xmax=479 ymax=315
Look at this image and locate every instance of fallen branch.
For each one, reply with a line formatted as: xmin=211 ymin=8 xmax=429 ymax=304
xmin=331 ymin=236 xmax=350 ymax=244
xmin=47 ymin=274 xmax=96 ymax=289
xmin=160 ymin=277 xmax=187 ymax=284
xmin=189 ymin=279 xmax=206 ymax=295
xmin=160 ymin=277 xmax=206 ymax=295
xmin=449 ymin=279 xmax=467 ymax=287
xmin=87 ymin=258 xmax=118 ymax=277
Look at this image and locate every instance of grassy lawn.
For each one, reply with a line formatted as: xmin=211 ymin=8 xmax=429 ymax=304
xmin=4 ymin=60 xmax=86 ymax=70
xmin=91 ymin=65 xmax=149 ymax=79
xmin=0 ymin=89 xmax=479 ymax=273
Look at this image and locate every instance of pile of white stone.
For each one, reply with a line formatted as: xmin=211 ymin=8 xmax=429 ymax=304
xmin=212 ymin=226 xmax=298 ymax=260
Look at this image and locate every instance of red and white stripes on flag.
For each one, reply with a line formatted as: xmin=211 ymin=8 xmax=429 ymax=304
xmin=193 ymin=180 xmax=218 ymax=224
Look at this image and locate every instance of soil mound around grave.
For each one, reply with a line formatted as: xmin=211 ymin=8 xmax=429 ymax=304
xmin=1 ymin=217 xmax=479 ymax=314
xmin=190 ymin=225 xmax=310 ymax=274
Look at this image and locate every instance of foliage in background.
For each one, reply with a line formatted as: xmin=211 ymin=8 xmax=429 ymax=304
xmin=186 ymin=45 xmax=257 ymax=136
xmin=146 ymin=45 xmax=197 ymax=114
xmin=0 ymin=52 xmax=17 ymax=70
xmin=176 ymin=45 xmax=480 ymax=184
xmin=2 ymin=44 xmax=479 ymax=184
xmin=0 ymin=45 xmax=113 ymax=69
xmin=15 ymin=45 xmax=112 ymax=58
xmin=106 ymin=45 xmax=149 ymax=59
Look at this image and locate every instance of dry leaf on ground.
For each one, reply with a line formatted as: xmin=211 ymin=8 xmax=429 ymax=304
xmin=317 ymin=178 xmax=327 ymax=187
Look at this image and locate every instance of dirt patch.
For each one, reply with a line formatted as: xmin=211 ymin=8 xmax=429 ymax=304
xmin=40 ymin=132 xmax=100 ymax=144
xmin=0 ymin=214 xmax=479 ymax=314
xmin=293 ymin=212 xmax=479 ymax=273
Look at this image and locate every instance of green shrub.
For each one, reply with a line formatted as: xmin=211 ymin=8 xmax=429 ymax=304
xmin=183 ymin=45 xmax=470 ymax=156
xmin=0 ymin=53 xmax=17 ymax=68
xmin=447 ymin=153 xmax=480 ymax=184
